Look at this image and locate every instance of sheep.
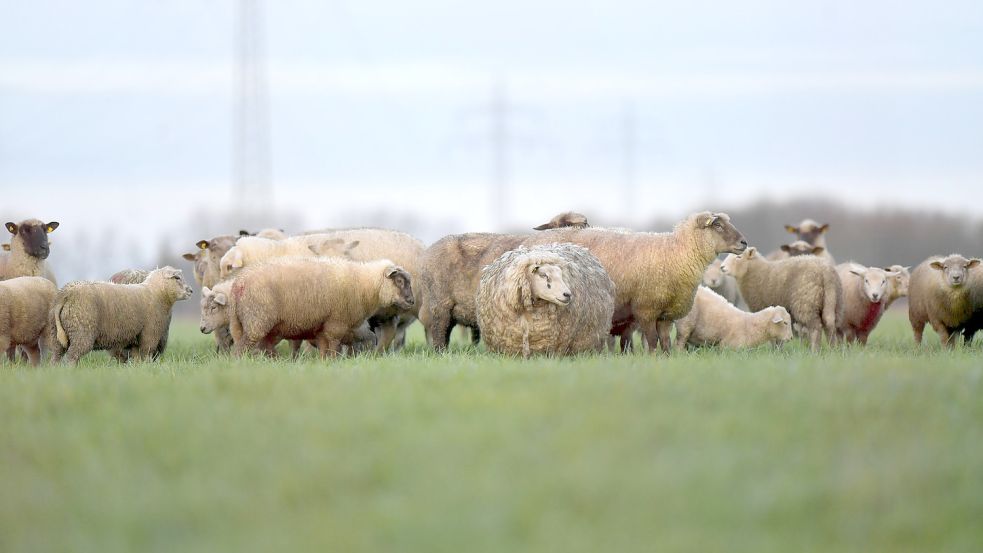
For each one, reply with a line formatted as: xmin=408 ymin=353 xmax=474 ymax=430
xmin=0 ymin=219 xmax=59 ymax=284
xmin=49 ymin=267 xmax=193 ymax=364
xmin=835 ymin=263 xmax=905 ymax=345
xmin=475 ymin=243 xmax=615 ymax=357
xmin=533 ymin=212 xmax=590 ymax=230
xmin=908 ymin=254 xmax=981 ymax=347
xmin=720 ymin=247 xmax=842 ymax=350
xmin=198 ymin=279 xmax=303 ymax=358
xmin=674 ymin=287 xmax=793 ymax=350
xmin=219 ymin=235 xmax=358 ymax=279
xmin=702 ymin=258 xmax=748 ymax=310
xmin=228 ymin=257 xmax=414 ymax=358
xmin=106 ymin=268 xmax=175 ymax=361
xmin=785 ymin=219 xmax=830 ymax=248
xmin=957 ymin=268 xmax=983 ymax=344
xmin=420 ymin=211 xmax=747 ymax=353
xmin=766 ymin=220 xmax=835 ymax=264
xmin=239 ymin=228 xmax=288 ymax=240
xmin=182 ymin=235 xmax=237 ymax=288
xmin=0 ymin=276 xmax=57 ymax=366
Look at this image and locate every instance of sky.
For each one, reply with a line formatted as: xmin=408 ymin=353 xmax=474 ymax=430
xmin=1 ymin=0 xmax=982 ymax=259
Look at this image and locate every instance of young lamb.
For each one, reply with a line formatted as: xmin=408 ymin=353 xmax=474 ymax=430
xmin=420 ymin=211 xmax=747 ymax=353
xmin=476 ymin=243 xmax=615 ymax=357
xmin=835 ymin=263 xmax=903 ymax=345
xmin=721 ymin=247 xmax=842 ymax=351
xmin=50 ymin=267 xmax=194 ymax=364
xmin=228 ymin=257 xmax=414 ymax=358
xmin=0 ymin=276 xmax=57 ymax=365
xmin=908 ymin=254 xmax=981 ymax=347
xmin=674 ymin=287 xmax=793 ymax=350
xmin=703 ymin=258 xmax=748 ymax=310
xmin=0 ymin=219 xmax=59 ymax=284
xmin=106 ymin=268 xmax=174 ymax=361
xmin=533 ymin=212 xmax=590 ymax=230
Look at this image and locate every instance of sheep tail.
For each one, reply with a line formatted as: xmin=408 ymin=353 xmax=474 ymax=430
xmin=822 ymin=271 xmax=839 ymax=333
xmin=54 ymin=301 xmax=68 ymax=348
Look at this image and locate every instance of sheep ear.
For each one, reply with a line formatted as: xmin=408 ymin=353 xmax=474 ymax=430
xmin=849 ymin=267 xmax=865 ymax=277
xmin=182 ymin=252 xmax=197 ymax=261
xmin=385 ymin=266 xmax=400 ymax=278
xmin=531 ymin=265 xmax=541 ymax=274
xmin=213 ymin=292 xmax=227 ymax=306
xmin=812 ymin=246 xmax=825 ymax=255
xmin=533 ymin=223 xmax=551 ymax=230
xmin=967 ymin=259 xmax=981 ymax=269
xmin=239 ymin=230 xmax=251 ymax=236
xmin=745 ymin=247 xmax=757 ymax=258
xmin=231 ymin=250 xmax=244 ymax=269
xmin=196 ymin=240 xmax=209 ymax=250
xmin=702 ymin=214 xmax=718 ymax=227
xmin=784 ymin=225 xmax=797 ymax=234
xmin=45 ymin=222 xmax=59 ymax=233
xmin=818 ymin=224 xmax=829 ymax=233
xmin=202 ymin=286 xmax=211 ymax=296
xmin=1 ymin=244 xmax=9 ymax=252
xmin=5 ymin=222 xmax=16 ymax=234
xmin=929 ymin=261 xmax=945 ymax=271
xmin=771 ymin=314 xmax=785 ymax=324
xmin=346 ymin=240 xmax=360 ymax=252
xmin=780 ymin=244 xmax=791 ymax=253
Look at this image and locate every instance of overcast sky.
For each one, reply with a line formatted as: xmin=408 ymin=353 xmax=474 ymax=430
xmin=2 ymin=0 xmax=982 ymax=245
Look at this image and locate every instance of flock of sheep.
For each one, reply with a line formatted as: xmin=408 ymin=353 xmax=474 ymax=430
xmin=1 ymin=211 xmax=981 ymax=365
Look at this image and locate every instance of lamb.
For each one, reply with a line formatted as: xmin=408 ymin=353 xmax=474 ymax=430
xmin=219 ymin=235 xmax=358 ymax=279
xmin=475 ymin=243 xmax=615 ymax=357
xmin=835 ymin=263 xmax=903 ymax=345
xmin=419 ymin=211 xmax=747 ymax=353
xmin=0 ymin=219 xmax=59 ymax=284
xmin=49 ymin=267 xmax=193 ymax=364
xmin=720 ymin=247 xmax=842 ymax=350
xmin=0 ymin=276 xmax=57 ymax=365
xmin=533 ymin=212 xmax=590 ymax=230
xmin=702 ymin=258 xmax=747 ymax=310
xmin=107 ymin=268 xmax=173 ymax=360
xmin=908 ymin=254 xmax=981 ymax=347
xmin=228 ymin=257 xmax=414 ymax=357
xmin=674 ymin=287 xmax=793 ymax=350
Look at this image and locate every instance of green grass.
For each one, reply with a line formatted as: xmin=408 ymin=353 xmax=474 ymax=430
xmin=1 ymin=312 xmax=982 ymax=553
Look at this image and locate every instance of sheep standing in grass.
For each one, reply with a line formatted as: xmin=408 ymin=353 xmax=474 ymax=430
xmin=0 ymin=219 xmax=59 ymax=284
xmin=908 ymin=254 xmax=981 ymax=347
xmin=957 ymin=269 xmax=983 ymax=344
xmin=721 ymin=247 xmax=842 ymax=350
xmin=228 ymin=257 xmax=414 ymax=358
xmin=50 ymin=267 xmax=193 ymax=364
xmin=107 ymin=268 xmax=175 ymax=361
xmin=182 ymin=235 xmax=239 ymax=352
xmin=421 ymin=211 xmax=747 ymax=353
xmin=703 ymin=258 xmax=747 ymax=310
xmin=476 ymin=244 xmax=615 ymax=357
xmin=674 ymin=287 xmax=792 ymax=350
xmin=0 ymin=277 xmax=57 ymax=365
xmin=836 ymin=264 xmax=905 ymax=345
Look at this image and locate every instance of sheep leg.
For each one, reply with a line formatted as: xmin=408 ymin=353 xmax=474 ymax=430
xmin=374 ymin=320 xmax=398 ymax=353
xmin=23 ymin=343 xmax=42 ymax=367
xmin=656 ymin=320 xmax=673 ymax=354
xmin=63 ymin=336 xmax=95 ymax=365
xmin=0 ymin=339 xmax=12 ymax=364
xmin=426 ymin=309 xmax=453 ymax=351
xmin=674 ymin=327 xmax=691 ymax=352
xmin=640 ymin=321 xmax=661 ymax=355
xmin=470 ymin=325 xmax=481 ymax=345
xmin=289 ymin=340 xmax=303 ymax=359
xmin=619 ymin=331 xmax=634 ymax=354
xmin=110 ymin=349 xmax=129 ymax=363
xmin=232 ymin=336 xmax=259 ymax=358
xmin=930 ymin=320 xmax=954 ymax=348
xmin=315 ymin=335 xmax=342 ymax=359
xmin=214 ymin=325 xmax=234 ymax=353
xmin=807 ymin=323 xmax=822 ymax=352
xmin=911 ymin=320 xmax=926 ymax=345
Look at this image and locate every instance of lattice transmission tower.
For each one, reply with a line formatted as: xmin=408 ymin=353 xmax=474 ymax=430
xmin=233 ymin=0 xmax=273 ymax=216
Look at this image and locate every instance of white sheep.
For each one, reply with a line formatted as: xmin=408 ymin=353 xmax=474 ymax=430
xmin=674 ymin=287 xmax=793 ymax=350
xmin=835 ymin=263 xmax=903 ymax=345
xmin=475 ymin=243 xmax=615 ymax=357
xmin=908 ymin=254 xmax=981 ymax=347
xmin=702 ymin=258 xmax=747 ymax=310
xmin=0 ymin=276 xmax=57 ymax=365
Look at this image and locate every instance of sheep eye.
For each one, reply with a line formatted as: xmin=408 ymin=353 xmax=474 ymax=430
xmin=547 ymin=283 xmax=551 ymax=289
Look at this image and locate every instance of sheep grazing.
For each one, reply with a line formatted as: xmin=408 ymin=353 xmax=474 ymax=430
xmin=476 ymin=244 xmax=615 ymax=357
xmin=674 ymin=287 xmax=793 ymax=350
xmin=219 ymin=235 xmax=358 ymax=279
xmin=836 ymin=263 xmax=905 ymax=345
xmin=721 ymin=247 xmax=842 ymax=350
xmin=49 ymin=267 xmax=193 ymax=364
xmin=228 ymin=257 xmax=414 ymax=357
xmin=703 ymin=258 xmax=747 ymax=310
xmin=0 ymin=219 xmax=59 ymax=285
xmin=533 ymin=212 xmax=590 ymax=230
xmin=0 ymin=276 xmax=57 ymax=365
xmin=420 ymin=211 xmax=747 ymax=353
xmin=908 ymin=254 xmax=981 ymax=347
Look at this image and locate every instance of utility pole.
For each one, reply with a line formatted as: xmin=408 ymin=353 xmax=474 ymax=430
xmin=233 ymin=0 xmax=272 ymax=217
xmin=621 ymin=101 xmax=636 ymax=221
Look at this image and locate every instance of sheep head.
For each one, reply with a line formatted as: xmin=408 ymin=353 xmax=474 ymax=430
xmin=199 ymin=286 xmax=229 ymax=334
xmin=694 ymin=212 xmax=747 ymax=255
xmin=703 ymin=258 xmax=725 ymax=288
xmin=784 ymin=219 xmax=829 ymax=246
xmin=929 ymin=255 xmax=981 ymax=288
xmin=384 ymin=265 xmax=415 ymax=310
xmin=766 ymin=307 xmax=794 ymax=344
xmin=148 ymin=266 xmax=194 ymax=301
xmin=720 ymin=247 xmax=758 ymax=279
xmin=848 ymin=265 xmax=890 ymax=304
xmin=5 ymin=219 xmax=58 ymax=259
xmin=528 ymin=263 xmax=572 ymax=307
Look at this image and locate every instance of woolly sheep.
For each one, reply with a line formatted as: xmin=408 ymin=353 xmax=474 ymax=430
xmin=533 ymin=212 xmax=590 ymax=230
xmin=0 ymin=276 xmax=57 ymax=365
xmin=106 ymin=268 xmax=174 ymax=361
xmin=908 ymin=254 xmax=981 ymax=347
xmin=219 ymin=235 xmax=358 ymax=279
xmin=420 ymin=211 xmax=747 ymax=353
xmin=182 ymin=235 xmax=237 ymax=288
xmin=475 ymin=243 xmax=615 ymax=357
xmin=835 ymin=263 xmax=903 ymax=345
xmin=721 ymin=247 xmax=842 ymax=350
xmin=0 ymin=219 xmax=59 ymax=285
xmin=49 ymin=267 xmax=193 ymax=364
xmin=228 ymin=257 xmax=414 ymax=357
xmin=703 ymin=258 xmax=748 ymax=310
xmin=674 ymin=287 xmax=793 ymax=350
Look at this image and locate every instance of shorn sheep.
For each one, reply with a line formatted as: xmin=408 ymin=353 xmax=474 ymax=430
xmin=476 ymin=244 xmax=615 ymax=357
xmin=50 ymin=267 xmax=194 ymax=364
xmin=0 ymin=219 xmax=59 ymax=284
xmin=674 ymin=286 xmax=793 ymax=350
xmin=420 ymin=211 xmax=747 ymax=353
xmin=228 ymin=257 xmax=414 ymax=358
xmin=721 ymin=247 xmax=842 ymax=350
xmin=0 ymin=276 xmax=57 ymax=365
xmin=908 ymin=254 xmax=981 ymax=347
xmin=835 ymin=263 xmax=907 ymax=345
xmin=533 ymin=212 xmax=590 ymax=230
xmin=702 ymin=258 xmax=747 ymax=309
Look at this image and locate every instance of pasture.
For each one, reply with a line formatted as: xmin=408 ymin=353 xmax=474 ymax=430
xmin=1 ymin=311 xmax=981 ymax=553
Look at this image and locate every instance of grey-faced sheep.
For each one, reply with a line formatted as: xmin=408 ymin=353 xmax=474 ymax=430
xmin=908 ymin=254 xmax=981 ymax=347
xmin=0 ymin=276 xmax=57 ymax=365
xmin=228 ymin=257 xmax=414 ymax=358
xmin=182 ymin=235 xmax=237 ymax=288
xmin=49 ymin=267 xmax=193 ymax=364
xmin=835 ymin=263 xmax=903 ymax=345
xmin=475 ymin=243 xmax=615 ymax=357
xmin=0 ymin=219 xmax=59 ymax=285
xmin=721 ymin=247 xmax=842 ymax=351
xmin=420 ymin=211 xmax=747 ymax=353
xmin=533 ymin=212 xmax=590 ymax=230
xmin=674 ymin=287 xmax=793 ymax=350
xmin=703 ymin=258 xmax=747 ymax=310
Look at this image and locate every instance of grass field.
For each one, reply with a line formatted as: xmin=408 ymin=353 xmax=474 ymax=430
xmin=1 ymin=311 xmax=982 ymax=553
